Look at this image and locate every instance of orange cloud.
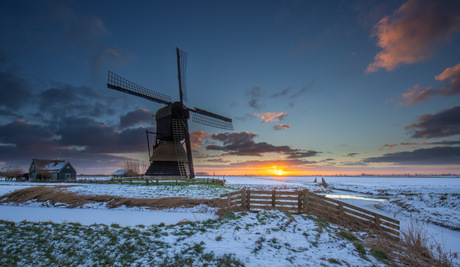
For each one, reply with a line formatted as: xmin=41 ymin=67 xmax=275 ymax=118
xmin=367 ymin=0 xmax=460 ymax=73
xmin=255 ymin=112 xmax=287 ymax=123
xmin=190 ymin=131 xmax=210 ymax=148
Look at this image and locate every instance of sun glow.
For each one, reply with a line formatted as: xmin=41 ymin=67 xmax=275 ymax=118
xmin=276 ymin=169 xmax=283 ymax=176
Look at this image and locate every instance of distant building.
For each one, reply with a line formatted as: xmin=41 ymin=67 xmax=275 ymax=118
xmin=111 ymin=169 xmax=137 ymax=179
xmin=29 ymin=159 xmax=77 ymax=181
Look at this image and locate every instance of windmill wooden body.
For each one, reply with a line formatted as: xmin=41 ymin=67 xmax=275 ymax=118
xmin=107 ymin=48 xmax=233 ymax=179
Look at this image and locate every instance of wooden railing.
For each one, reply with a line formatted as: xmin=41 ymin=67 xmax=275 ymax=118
xmin=220 ymin=188 xmax=400 ymax=239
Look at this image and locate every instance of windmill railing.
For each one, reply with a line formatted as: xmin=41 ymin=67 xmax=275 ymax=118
xmin=220 ymin=188 xmax=400 ymax=240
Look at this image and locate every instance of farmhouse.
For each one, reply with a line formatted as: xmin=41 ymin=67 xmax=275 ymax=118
xmin=111 ymin=169 xmax=138 ymax=179
xmin=29 ymin=159 xmax=77 ymax=181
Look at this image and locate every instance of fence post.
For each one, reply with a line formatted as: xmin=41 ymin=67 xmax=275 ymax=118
xmin=375 ymin=214 xmax=381 ymax=228
xmin=272 ymin=189 xmax=276 ymax=208
xmin=241 ymin=190 xmax=246 ymax=210
xmin=297 ymin=190 xmax=303 ymax=214
xmin=338 ymin=202 xmax=344 ymax=216
xmin=227 ymin=193 xmax=231 ymax=209
xmin=303 ymin=190 xmax=309 ymax=213
xmin=246 ymin=189 xmax=251 ymax=211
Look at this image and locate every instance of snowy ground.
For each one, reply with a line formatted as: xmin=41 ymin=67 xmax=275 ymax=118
xmin=0 ymin=176 xmax=459 ymax=265
xmin=0 ymin=210 xmax=386 ymax=266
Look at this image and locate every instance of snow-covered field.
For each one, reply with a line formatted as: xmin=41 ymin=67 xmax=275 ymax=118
xmin=0 ymin=210 xmax=385 ymax=266
xmin=0 ymin=175 xmax=459 ymax=266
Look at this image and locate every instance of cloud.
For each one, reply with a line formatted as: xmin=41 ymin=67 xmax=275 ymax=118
xmin=227 ymin=159 xmax=317 ymax=168
xmin=56 ymin=117 xmax=151 ymax=154
xmin=271 ymin=87 xmax=291 ymax=98
xmin=364 ymin=146 xmax=460 ymax=165
xmin=286 ymin=150 xmax=321 ymax=159
xmin=402 ymin=63 xmax=460 ymax=105
xmin=190 ymin=131 xmax=210 ymax=149
xmin=289 ymin=81 xmax=315 ymax=99
xmin=255 ymin=112 xmax=287 ymax=123
xmin=401 ymin=85 xmax=439 ymax=105
xmin=367 ymin=0 xmax=460 ymax=72
xmin=246 ymin=85 xmax=264 ymax=110
xmin=207 ymin=131 xmax=291 ymax=156
xmin=206 ymin=158 xmax=230 ymax=163
xmin=47 ymin=1 xmax=133 ymax=82
xmin=0 ymin=72 xmax=34 ymax=109
xmin=119 ymin=109 xmax=153 ymax=129
xmin=379 ymin=140 xmax=460 ymax=150
xmin=206 ymin=131 xmax=320 ymax=159
xmin=273 ymin=124 xmax=292 ymax=131
xmin=384 ymin=143 xmax=398 ymax=150
xmin=0 ymin=109 xmax=21 ymax=119
xmin=345 ymin=153 xmax=359 ymax=157
xmin=0 ymin=120 xmax=61 ymax=152
xmin=270 ymin=81 xmax=315 ymax=106
xmin=436 ymin=62 xmax=460 ymax=96
xmin=405 ymin=105 xmax=460 ymax=138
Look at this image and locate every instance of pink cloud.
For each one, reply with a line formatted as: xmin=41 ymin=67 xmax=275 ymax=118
xmin=401 ymin=84 xmax=439 ymax=105
xmin=402 ymin=62 xmax=460 ymax=105
xmin=255 ymin=112 xmax=287 ymax=123
xmin=367 ymin=0 xmax=460 ymax=73
xmin=436 ymin=62 xmax=460 ymax=95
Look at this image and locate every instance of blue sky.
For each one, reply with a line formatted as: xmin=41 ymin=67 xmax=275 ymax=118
xmin=1 ymin=0 xmax=459 ymax=175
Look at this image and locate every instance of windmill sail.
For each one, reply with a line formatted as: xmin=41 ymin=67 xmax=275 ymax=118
xmin=107 ymin=70 xmax=173 ymax=105
xmin=176 ymin=48 xmax=188 ymax=103
xmin=190 ymin=108 xmax=233 ymax=130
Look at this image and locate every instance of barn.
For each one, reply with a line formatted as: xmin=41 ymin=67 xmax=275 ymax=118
xmin=29 ymin=159 xmax=77 ymax=181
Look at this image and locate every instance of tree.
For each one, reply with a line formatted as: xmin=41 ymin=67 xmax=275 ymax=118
xmin=1 ymin=165 xmax=24 ymax=181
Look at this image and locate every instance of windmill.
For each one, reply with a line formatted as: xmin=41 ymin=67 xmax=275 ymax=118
xmin=107 ymin=48 xmax=233 ymax=179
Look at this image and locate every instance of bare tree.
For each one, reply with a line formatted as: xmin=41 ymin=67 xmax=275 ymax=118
xmin=1 ymin=165 xmax=24 ymax=181
xmin=122 ymin=160 xmax=140 ymax=175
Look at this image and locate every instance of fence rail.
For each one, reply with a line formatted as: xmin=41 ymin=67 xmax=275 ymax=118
xmin=220 ymin=188 xmax=399 ymax=239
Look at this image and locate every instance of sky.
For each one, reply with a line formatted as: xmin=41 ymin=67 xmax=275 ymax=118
xmin=0 ymin=0 xmax=460 ymax=176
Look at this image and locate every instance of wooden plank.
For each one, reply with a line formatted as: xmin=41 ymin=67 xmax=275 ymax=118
xmin=309 ymin=202 xmax=339 ymax=215
xmin=229 ymin=195 xmax=242 ymax=201
xmin=274 ymin=200 xmax=298 ymax=206
xmin=220 ymin=191 xmax=242 ymax=198
xmin=343 ymin=207 xmax=375 ymax=222
xmin=340 ymin=202 xmax=399 ymax=224
xmin=309 ymin=199 xmax=339 ymax=210
xmin=250 ymin=195 xmax=299 ymax=201
xmin=380 ymin=220 xmax=400 ymax=230
xmin=309 ymin=193 xmax=399 ymax=225
xmin=250 ymin=200 xmax=273 ymax=205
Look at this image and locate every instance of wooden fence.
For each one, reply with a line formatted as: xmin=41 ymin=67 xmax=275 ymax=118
xmin=220 ymin=188 xmax=400 ymax=239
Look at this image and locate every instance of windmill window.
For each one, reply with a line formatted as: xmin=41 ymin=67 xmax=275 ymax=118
xmin=66 ymin=166 xmax=70 ymax=169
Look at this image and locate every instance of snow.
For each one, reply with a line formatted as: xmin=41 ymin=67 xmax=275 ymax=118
xmin=1 ymin=175 xmax=459 ymax=265
xmin=0 ymin=210 xmax=384 ymax=266
xmin=0 ymin=205 xmax=216 ymax=226
xmin=67 ymin=183 xmax=236 ymax=199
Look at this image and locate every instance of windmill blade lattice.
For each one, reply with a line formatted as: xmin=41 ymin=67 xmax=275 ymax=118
xmin=107 ymin=70 xmax=173 ymax=105
xmin=177 ymin=48 xmax=188 ymax=103
xmin=190 ymin=109 xmax=234 ymax=130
